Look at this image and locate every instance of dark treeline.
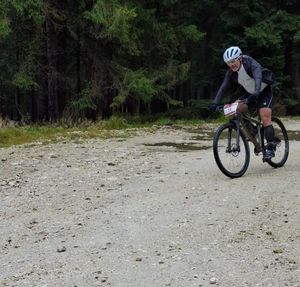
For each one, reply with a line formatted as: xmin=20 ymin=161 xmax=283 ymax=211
xmin=0 ymin=0 xmax=299 ymax=122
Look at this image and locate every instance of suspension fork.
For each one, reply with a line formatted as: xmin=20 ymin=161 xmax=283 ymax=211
xmin=226 ymin=119 xmax=241 ymax=153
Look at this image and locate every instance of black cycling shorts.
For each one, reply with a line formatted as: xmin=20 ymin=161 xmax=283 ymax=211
xmin=240 ymin=85 xmax=273 ymax=109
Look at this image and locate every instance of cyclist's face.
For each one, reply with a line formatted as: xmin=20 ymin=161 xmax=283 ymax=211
xmin=226 ymin=58 xmax=241 ymax=72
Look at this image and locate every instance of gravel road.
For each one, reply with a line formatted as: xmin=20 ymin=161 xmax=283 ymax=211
xmin=1 ymin=119 xmax=300 ymax=287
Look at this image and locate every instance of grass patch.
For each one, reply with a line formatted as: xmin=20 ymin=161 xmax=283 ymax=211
xmin=0 ymin=126 xmax=62 ymax=147
xmin=0 ymin=115 xmax=224 ymax=148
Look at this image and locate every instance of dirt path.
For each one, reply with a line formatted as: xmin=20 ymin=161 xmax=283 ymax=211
xmin=1 ymin=119 xmax=300 ymax=287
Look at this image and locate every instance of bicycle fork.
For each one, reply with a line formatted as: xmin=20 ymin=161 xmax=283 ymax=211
xmin=227 ymin=119 xmax=263 ymax=155
xmin=226 ymin=120 xmax=241 ymax=153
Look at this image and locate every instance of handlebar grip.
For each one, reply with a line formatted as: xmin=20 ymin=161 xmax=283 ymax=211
xmin=216 ymin=105 xmax=223 ymax=112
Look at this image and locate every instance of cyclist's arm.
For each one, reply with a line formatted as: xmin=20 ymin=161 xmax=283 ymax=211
xmin=213 ymin=70 xmax=233 ymax=104
xmin=249 ymin=57 xmax=263 ymax=95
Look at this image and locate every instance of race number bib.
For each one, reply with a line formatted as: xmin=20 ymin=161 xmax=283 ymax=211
xmin=224 ymin=103 xmax=238 ymax=117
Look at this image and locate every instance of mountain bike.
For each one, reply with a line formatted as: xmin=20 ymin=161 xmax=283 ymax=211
xmin=213 ymin=102 xmax=289 ymax=178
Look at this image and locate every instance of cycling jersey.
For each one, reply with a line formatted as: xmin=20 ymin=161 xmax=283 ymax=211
xmin=237 ymin=63 xmax=268 ymax=94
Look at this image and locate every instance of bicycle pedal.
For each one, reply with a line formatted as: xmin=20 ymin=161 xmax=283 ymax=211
xmin=262 ymin=154 xmax=274 ymax=163
xmin=254 ymin=146 xmax=261 ymax=155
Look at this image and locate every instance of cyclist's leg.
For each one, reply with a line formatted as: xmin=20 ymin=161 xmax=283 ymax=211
xmin=258 ymin=86 xmax=275 ymax=161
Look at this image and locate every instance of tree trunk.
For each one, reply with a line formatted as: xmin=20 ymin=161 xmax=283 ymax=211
xmin=291 ymin=46 xmax=300 ymax=97
xmin=181 ymin=82 xmax=189 ymax=108
xmin=57 ymin=21 xmax=66 ymax=117
xmin=0 ymin=81 xmax=3 ymax=118
xmin=284 ymin=41 xmax=300 ymax=97
xmin=30 ymin=88 xmax=38 ymax=122
xmin=45 ymin=1 xmax=59 ymax=121
xmin=76 ymin=25 xmax=81 ymax=94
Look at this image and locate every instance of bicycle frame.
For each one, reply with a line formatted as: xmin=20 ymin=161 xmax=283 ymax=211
xmin=229 ymin=113 xmax=263 ymax=154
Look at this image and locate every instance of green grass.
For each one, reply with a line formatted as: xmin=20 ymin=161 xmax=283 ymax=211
xmin=0 ymin=116 xmax=221 ymax=148
xmin=0 ymin=126 xmax=60 ymax=147
xmin=2 ymin=114 xmax=297 ymax=148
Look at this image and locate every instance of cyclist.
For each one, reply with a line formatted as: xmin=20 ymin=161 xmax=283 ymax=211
xmin=211 ymin=46 xmax=276 ymax=162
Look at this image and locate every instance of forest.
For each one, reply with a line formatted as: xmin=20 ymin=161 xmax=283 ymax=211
xmin=0 ymin=0 xmax=299 ymax=122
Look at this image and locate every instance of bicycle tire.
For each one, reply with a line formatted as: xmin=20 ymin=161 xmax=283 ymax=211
xmin=267 ymin=117 xmax=289 ymax=168
xmin=213 ymin=122 xmax=250 ymax=178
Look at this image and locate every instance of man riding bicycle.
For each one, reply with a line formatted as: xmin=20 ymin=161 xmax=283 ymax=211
xmin=211 ymin=46 xmax=276 ymax=162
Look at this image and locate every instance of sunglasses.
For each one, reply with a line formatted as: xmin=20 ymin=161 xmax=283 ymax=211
xmin=226 ymin=58 xmax=240 ymax=65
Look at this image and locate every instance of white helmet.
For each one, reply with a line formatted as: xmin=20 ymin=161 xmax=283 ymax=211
xmin=223 ymin=46 xmax=242 ymax=63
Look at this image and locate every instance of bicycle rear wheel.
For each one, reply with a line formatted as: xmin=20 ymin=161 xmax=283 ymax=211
xmin=267 ymin=117 xmax=289 ymax=168
xmin=213 ymin=122 xmax=250 ymax=178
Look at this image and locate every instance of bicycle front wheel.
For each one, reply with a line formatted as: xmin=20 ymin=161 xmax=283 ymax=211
xmin=213 ymin=122 xmax=250 ymax=178
xmin=267 ymin=117 xmax=289 ymax=168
